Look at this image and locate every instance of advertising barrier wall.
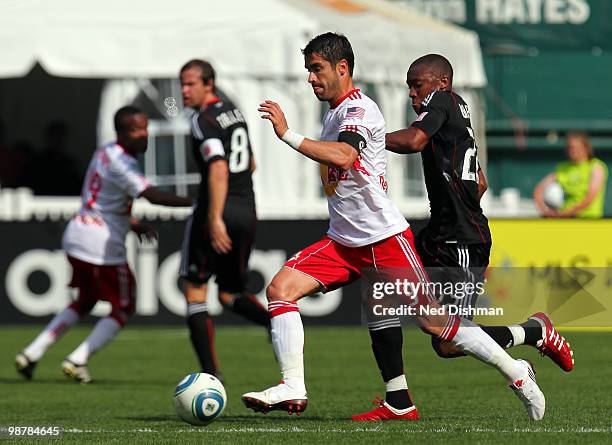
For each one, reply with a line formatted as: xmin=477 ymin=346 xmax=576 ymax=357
xmin=482 ymin=219 xmax=611 ymax=328
xmin=0 ymin=219 xmax=369 ymax=325
xmin=1 ymin=219 xmax=610 ymax=327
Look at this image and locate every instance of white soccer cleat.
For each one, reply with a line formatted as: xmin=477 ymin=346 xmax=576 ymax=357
xmin=242 ymin=381 xmax=307 ymax=415
xmin=509 ymin=359 xmax=545 ymax=421
xmin=61 ymin=359 xmax=92 ymax=384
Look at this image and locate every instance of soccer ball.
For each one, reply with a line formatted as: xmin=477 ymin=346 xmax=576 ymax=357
xmin=543 ymin=181 xmax=565 ymax=209
xmin=173 ymin=372 xmax=226 ymax=426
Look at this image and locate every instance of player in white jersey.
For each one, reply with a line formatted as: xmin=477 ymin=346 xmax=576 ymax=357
xmin=319 ymin=88 xmax=407 ymax=246
xmin=15 ymin=106 xmax=193 ymax=383
xmin=242 ymin=33 xmax=545 ymax=421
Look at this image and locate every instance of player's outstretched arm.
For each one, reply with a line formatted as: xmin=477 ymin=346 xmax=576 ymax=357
xmin=259 ymin=100 xmax=357 ymax=170
xmin=386 ymin=127 xmax=429 ymax=154
xmin=139 ymin=187 xmax=193 ymax=207
xmin=296 ymin=138 xmax=358 ymax=171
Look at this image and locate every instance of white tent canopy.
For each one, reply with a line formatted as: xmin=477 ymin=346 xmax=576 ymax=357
xmin=0 ymin=0 xmax=487 ymax=219
xmin=0 ymin=0 xmax=317 ymax=79
xmin=0 ymin=0 xmax=485 ymax=86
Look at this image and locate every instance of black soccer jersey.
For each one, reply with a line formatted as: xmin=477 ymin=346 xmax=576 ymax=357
xmin=411 ymin=90 xmax=491 ymax=244
xmin=190 ymin=97 xmax=255 ymax=209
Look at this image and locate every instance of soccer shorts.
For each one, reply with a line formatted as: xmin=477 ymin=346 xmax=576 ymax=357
xmin=284 ymin=228 xmax=434 ymax=309
xmin=66 ymin=255 xmax=136 ymax=326
xmin=414 ymin=227 xmax=491 ymax=320
xmin=179 ymin=201 xmax=256 ymax=293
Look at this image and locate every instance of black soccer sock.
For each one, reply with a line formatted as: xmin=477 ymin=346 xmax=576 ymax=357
xmin=480 ymin=325 xmax=515 ymax=349
xmin=225 ymin=294 xmax=271 ymax=328
xmin=368 ymin=323 xmax=413 ymax=410
xmin=519 ymin=319 xmax=544 ymax=346
xmin=186 ymin=303 xmax=218 ymax=375
xmin=385 ymin=389 xmax=414 ymax=411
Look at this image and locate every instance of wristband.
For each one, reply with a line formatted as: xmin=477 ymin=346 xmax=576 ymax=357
xmin=281 ymin=128 xmax=305 ymax=150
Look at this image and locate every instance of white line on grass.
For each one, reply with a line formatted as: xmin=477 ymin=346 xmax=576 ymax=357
xmin=61 ymin=426 xmax=612 ymax=434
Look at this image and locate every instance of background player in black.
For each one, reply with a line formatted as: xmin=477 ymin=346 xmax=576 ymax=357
xmin=386 ymin=54 xmax=573 ymax=367
xmin=179 ymin=59 xmax=270 ymax=378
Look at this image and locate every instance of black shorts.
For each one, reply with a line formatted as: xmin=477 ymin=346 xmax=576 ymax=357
xmin=415 ymin=227 xmax=491 ymax=320
xmin=179 ymin=201 xmax=256 ymax=293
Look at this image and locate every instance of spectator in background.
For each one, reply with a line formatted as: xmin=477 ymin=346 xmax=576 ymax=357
xmin=30 ymin=121 xmax=82 ymax=195
xmin=534 ymin=132 xmax=608 ymax=218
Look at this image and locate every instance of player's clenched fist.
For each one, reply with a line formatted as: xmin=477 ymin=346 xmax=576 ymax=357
xmin=258 ymin=100 xmax=289 ymax=139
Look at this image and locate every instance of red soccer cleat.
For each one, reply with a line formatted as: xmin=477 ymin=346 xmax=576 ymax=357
xmin=352 ymin=397 xmax=419 ymax=421
xmin=529 ymin=312 xmax=574 ymax=372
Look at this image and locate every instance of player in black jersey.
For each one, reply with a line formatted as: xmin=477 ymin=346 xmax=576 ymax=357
xmin=385 ymin=54 xmax=574 ymax=370
xmin=179 ymin=59 xmax=270 ymax=378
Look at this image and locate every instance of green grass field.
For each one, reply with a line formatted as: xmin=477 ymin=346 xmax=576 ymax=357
xmin=1 ymin=325 xmax=610 ymax=444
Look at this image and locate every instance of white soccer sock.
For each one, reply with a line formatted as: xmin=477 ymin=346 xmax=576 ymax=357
xmin=451 ymin=318 xmax=524 ymax=382
xmin=508 ymin=325 xmax=526 ymax=346
xmin=23 ymin=307 xmax=79 ymax=361
xmin=386 ymin=375 xmax=408 ymax=392
xmin=268 ymin=302 xmax=305 ymax=392
xmin=67 ymin=317 xmax=121 ymax=365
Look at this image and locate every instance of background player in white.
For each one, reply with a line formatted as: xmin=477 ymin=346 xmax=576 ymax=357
xmin=15 ymin=106 xmax=193 ymax=383
xmin=242 ymin=32 xmax=546 ymax=421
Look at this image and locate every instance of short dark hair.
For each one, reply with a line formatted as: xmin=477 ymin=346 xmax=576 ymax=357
xmin=411 ymin=54 xmax=453 ymax=81
xmin=302 ymin=32 xmax=355 ymax=76
xmin=180 ymin=59 xmax=216 ymax=85
xmin=114 ymin=105 xmax=144 ymax=133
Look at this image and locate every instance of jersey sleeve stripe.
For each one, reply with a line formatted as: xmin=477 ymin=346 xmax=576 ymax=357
xmin=422 ymin=91 xmax=436 ymax=107
xmin=191 ymin=112 xmax=204 ymax=139
xmin=339 ymin=124 xmax=372 ymax=139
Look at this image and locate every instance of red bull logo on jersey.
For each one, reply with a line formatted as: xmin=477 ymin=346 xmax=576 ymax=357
xmin=352 ymin=155 xmax=371 ymax=176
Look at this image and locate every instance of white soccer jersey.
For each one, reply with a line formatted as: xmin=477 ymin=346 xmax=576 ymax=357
xmin=320 ymin=89 xmax=408 ymax=247
xmin=62 ymin=142 xmax=151 ymax=265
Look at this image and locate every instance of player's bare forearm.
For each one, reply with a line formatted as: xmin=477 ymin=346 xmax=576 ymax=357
xmin=297 ymin=138 xmax=358 ymax=171
xmin=140 ymin=187 xmax=193 ymax=207
xmin=386 ymin=127 xmax=428 ymax=154
xmin=259 ymin=99 xmax=357 ymax=170
xmin=207 ymin=160 xmax=229 ymax=222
